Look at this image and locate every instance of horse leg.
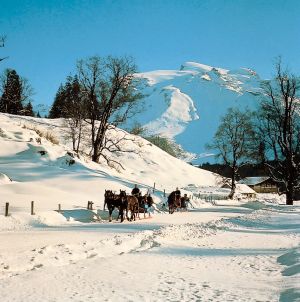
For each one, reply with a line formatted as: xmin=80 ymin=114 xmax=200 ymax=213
xmin=130 ymin=209 xmax=133 ymax=221
xmin=108 ymin=207 xmax=113 ymax=222
xmin=120 ymin=208 xmax=124 ymax=223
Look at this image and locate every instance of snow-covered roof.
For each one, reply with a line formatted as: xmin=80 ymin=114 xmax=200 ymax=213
xmin=238 ymin=176 xmax=270 ymax=186
xmin=236 ymin=184 xmax=256 ymax=194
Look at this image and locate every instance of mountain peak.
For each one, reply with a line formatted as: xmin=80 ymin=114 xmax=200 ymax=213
xmin=133 ymin=61 xmax=262 ymax=162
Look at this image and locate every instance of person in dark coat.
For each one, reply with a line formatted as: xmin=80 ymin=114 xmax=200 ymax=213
xmin=131 ymin=184 xmax=141 ymax=198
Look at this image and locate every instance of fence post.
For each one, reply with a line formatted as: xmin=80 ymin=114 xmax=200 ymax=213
xmin=31 ymin=201 xmax=35 ymax=215
xmin=5 ymin=202 xmax=9 ymax=217
xmin=163 ymin=189 xmax=166 ymax=197
xmin=58 ymin=204 xmax=61 ymax=212
xmin=153 ymin=182 xmax=156 ymax=193
xmin=87 ymin=201 xmax=93 ymax=210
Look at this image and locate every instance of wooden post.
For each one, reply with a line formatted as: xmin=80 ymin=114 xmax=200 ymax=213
xmin=153 ymin=182 xmax=156 ymax=193
xmin=5 ymin=202 xmax=9 ymax=217
xmin=58 ymin=204 xmax=61 ymax=212
xmin=31 ymin=201 xmax=35 ymax=215
xmin=163 ymin=189 xmax=166 ymax=197
xmin=87 ymin=201 xmax=93 ymax=210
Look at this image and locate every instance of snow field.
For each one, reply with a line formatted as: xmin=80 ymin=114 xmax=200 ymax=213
xmin=0 ymin=113 xmax=299 ymax=301
xmin=0 ymin=203 xmax=299 ymax=301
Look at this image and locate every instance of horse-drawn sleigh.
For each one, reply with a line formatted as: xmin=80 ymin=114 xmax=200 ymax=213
xmin=104 ymin=189 xmax=154 ymax=222
xmin=167 ymin=190 xmax=190 ymax=214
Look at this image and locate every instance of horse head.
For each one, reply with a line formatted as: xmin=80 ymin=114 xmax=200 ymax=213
xmin=104 ymin=190 xmax=114 ymax=201
xmin=119 ymin=190 xmax=127 ymax=201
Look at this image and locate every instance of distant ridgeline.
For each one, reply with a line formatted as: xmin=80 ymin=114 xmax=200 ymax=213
xmin=199 ymin=162 xmax=269 ymax=180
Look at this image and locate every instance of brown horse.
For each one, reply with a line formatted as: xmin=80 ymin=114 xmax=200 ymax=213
xmin=123 ymin=190 xmax=139 ymax=221
xmin=168 ymin=190 xmax=181 ymax=214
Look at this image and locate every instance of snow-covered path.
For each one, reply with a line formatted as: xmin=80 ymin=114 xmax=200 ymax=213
xmin=1 ymin=203 xmax=299 ymax=302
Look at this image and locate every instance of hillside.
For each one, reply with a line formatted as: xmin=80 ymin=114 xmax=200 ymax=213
xmin=134 ymin=61 xmax=262 ymax=162
xmin=1 ymin=114 xmax=299 ymax=302
xmin=0 ymin=113 xmax=218 ymax=214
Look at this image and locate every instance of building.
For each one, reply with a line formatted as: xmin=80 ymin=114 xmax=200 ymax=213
xmin=236 ymin=184 xmax=257 ymax=199
xmin=221 ymin=183 xmax=257 ymax=199
xmin=238 ymin=176 xmax=278 ymax=194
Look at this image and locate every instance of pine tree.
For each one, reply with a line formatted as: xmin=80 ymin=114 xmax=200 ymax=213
xmin=36 ymin=111 xmax=41 ymax=118
xmin=23 ymin=101 xmax=34 ymax=116
xmin=49 ymin=76 xmax=83 ymax=119
xmin=48 ymin=84 xmax=66 ymax=118
xmin=0 ymin=69 xmax=23 ymax=114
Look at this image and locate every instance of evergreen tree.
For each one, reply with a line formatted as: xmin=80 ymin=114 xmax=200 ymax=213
xmin=49 ymin=76 xmax=83 ymax=119
xmin=0 ymin=69 xmax=23 ymax=114
xmin=48 ymin=84 xmax=66 ymax=118
xmin=23 ymin=101 xmax=34 ymax=117
xmin=36 ymin=111 xmax=41 ymax=118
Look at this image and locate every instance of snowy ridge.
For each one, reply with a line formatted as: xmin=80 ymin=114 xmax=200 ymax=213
xmin=144 ymin=85 xmax=199 ymax=138
xmin=134 ymin=61 xmax=262 ymax=161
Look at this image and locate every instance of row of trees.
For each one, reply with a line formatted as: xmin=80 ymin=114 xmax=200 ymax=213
xmin=208 ymin=60 xmax=300 ymax=205
xmin=2 ymin=33 xmax=299 ymax=204
xmin=0 ymin=35 xmax=143 ymax=167
xmin=49 ymin=56 xmax=144 ymax=166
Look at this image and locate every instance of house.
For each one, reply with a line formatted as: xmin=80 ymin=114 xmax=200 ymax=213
xmin=235 ymin=184 xmax=257 ymax=199
xmin=221 ymin=183 xmax=257 ymax=199
xmin=238 ymin=176 xmax=278 ymax=194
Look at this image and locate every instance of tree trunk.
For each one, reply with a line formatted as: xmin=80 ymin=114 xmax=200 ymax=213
xmin=228 ymin=166 xmax=236 ymax=199
xmin=92 ymin=149 xmax=100 ymax=163
xmin=286 ymin=181 xmax=294 ymax=205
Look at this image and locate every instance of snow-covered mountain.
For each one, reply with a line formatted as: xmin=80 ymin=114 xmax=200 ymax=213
xmin=134 ymin=61 xmax=262 ymax=162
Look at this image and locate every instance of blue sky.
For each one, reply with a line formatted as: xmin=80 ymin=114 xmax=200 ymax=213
xmin=1 ymin=0 xmax=300 ymax=110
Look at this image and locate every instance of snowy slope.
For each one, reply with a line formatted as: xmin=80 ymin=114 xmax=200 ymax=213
xmin=134 ymin=61 xmax=262 ymax=162
xmin=0 ymin=113 xmax=218 ymax=214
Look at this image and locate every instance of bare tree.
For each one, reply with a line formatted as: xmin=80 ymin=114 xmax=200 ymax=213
xmin=76 ymin=56 xmax=144 ymax=166
xmin=0 ymin=36 xmax=8 ymax=62
xmin=257 ymin=59 xmax=300 ymax=205
xmin=207 ymin=107 xmax=255 ymax=199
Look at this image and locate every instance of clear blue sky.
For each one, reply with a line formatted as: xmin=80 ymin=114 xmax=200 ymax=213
xmin=1 ymin=0 xmax=300 ymax=109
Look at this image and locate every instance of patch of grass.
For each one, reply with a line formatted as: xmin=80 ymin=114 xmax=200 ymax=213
xmin=23 ymin=124 xmax=59 ymax=145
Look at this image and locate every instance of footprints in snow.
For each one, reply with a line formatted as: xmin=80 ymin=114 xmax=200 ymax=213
xmin=0 ymin=232 xmax=160 ymax=277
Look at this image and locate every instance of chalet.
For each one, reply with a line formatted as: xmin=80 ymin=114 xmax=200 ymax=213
xmin=238 ymin=176 xmax=278 ymax=194
xmin=221 ymin=183 xmax=257 ymax=199
xmin=236 ymin=184 xmax=257 ymax=199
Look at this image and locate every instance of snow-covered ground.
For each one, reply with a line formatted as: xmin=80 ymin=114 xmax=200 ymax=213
xmin=1 ymin=202 xmax=299 ymax=302
xmin=0 ymin=114 xmax=299 ymax=301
